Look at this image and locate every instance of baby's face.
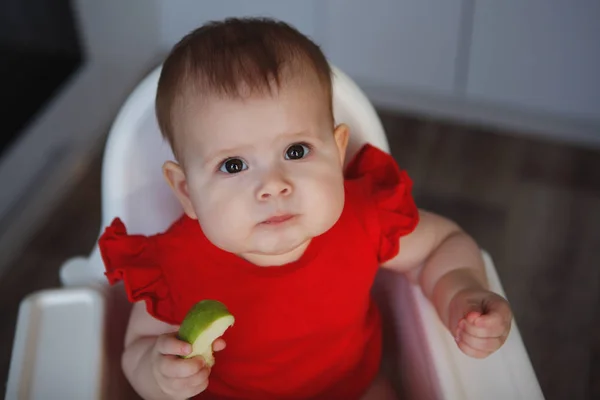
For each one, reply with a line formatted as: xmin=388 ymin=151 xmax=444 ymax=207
xmin=169 ymin=81 xmax=348 ymax=266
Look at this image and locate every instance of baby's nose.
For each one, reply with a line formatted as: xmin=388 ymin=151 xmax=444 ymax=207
xmin=260 ymin=186 xmax=290 ymax=199
xmin=257 ymin=175 xmax=292 ymax=200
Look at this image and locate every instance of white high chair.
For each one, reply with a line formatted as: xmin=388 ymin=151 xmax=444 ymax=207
xmin=6 ymin=65 xmax=545 ymax=400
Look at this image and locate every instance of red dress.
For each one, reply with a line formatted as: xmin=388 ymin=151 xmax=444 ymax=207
xmin=98 ymin=144 xmax=419 ymax=400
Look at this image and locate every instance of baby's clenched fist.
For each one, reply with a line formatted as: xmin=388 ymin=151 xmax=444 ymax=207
xmin=448 ymin=288 xmax=512 ymax=359
xmin=151 ymin=332 xmax=225 ymax=399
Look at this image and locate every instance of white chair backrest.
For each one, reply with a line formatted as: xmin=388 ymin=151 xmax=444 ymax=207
xmin=63 ymin=65 xmax=389 ymax=286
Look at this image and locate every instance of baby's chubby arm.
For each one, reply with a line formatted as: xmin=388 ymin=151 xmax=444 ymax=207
xmin=121 ymin=302 xmax=225 ymax=400
xmin=381 ymin=210 xmax=512 ymax=358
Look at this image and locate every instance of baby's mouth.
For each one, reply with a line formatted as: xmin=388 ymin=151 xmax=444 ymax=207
xmin=261 ymin=214 xmax=295 ymax=225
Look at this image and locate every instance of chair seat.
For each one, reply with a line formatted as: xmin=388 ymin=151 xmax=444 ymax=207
xmin=6 ymin=64 xmax=545 ymax=400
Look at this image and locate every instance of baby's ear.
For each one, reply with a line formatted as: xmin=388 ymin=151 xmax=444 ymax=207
xmin=333 ymin=123 xmax=350 ymax=165
xmin=162 ymin=161 xmax=198 ymax=220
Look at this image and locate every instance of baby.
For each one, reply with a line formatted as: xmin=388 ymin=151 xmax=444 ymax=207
xmin=98 ymin=17 xmax=513 ymax=400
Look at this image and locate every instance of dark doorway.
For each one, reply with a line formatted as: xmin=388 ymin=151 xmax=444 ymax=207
xmin=1 ymin=0 xmax=84 ymax=157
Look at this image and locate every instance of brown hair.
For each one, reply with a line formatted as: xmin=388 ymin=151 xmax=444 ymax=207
xmin=155 ymin=17 xmax=333 ymax=157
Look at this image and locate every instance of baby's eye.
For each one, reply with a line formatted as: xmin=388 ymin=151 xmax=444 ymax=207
xmin=219 ymin=158 xmax=248 ymax=174
xmin=285 ymin=143 xmax=311 ymax=160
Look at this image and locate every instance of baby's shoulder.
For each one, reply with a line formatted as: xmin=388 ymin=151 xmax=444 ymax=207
xmin=343 ymin=144 xmax=415 ymax=218
xmin=152 ymin=214 xmax=202 ymax=245
xmin=341 ymin=144 xmax=419 ymax=262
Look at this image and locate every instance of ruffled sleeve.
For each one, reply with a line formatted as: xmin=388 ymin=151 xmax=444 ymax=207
xmin=345 ymin=144 xmax=420 ymax=263
xmin=98 ymin=218 xmax=177 ymax=325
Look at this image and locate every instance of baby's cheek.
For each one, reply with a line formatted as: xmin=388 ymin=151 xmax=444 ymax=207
xmin=304 ymin=177 xmax=344 ymax=232
xmin=196 ymin=197 xmax=251 ymax=251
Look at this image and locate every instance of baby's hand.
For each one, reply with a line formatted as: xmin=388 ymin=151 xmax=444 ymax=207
xmin=448 ymin=288 xmax=512 ymax=359
xmin=151 ymin=333 xmax=225 ymax=399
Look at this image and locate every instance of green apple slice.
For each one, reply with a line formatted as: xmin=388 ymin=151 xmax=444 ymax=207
xmin=177 ymin=300 xmax=235 ymax=366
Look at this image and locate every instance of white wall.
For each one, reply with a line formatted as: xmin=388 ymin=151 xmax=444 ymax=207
xmin=467 ymin=0 xmax=600 ymax=122
xmin=321 ymin=0 xmax=464 ymax=96
xmin=159 ymin=0 xmax=321 ymax=51
xmin=76 ymin=0 xmax=160 ymax=64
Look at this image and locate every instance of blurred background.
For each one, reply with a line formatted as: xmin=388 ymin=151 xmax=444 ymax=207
xmin=0 ymin=1 xmax=598 ymax=399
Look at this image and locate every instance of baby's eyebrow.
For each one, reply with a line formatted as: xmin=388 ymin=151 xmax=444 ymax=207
xmin=279 ymin=129 xmax=322 ymax=142
xmin=285 ymin=129 xmax=314 ymax=138
xmin=202 ymin=145 xmax=250 ymax=168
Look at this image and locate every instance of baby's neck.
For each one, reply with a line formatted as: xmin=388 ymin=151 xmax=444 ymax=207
xmin=240 ymin=239 xmax=311 ymax=267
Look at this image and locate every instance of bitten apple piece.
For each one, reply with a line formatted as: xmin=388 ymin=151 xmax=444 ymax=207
xmin=177 ymin=300 xmax=234 ymax=366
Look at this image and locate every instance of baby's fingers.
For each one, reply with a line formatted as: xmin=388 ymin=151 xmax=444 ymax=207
xmin=156 ymin=333 xmax=192 ymax=357
xmin=460 ymin=312 xmax=510 ymax=338
xmin=165 ymin=369 xmax=210 ymax=397
xmin=456 ymin=338 xmax=492 ymax=359
xmin=213 ymin=338 xmax=226 ymax=352
xmin=160 ymin=355 xmax=206 ymax=378
xmin=457 ymin=329 xmax=505 ymax=353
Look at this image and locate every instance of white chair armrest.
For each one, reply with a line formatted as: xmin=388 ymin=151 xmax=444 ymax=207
xmin=6 ymin=287 xmax=106 ymax=400
xmin=8 ymin=256 xmax=138 ymax=400
xmin=376 ymin=251 xmax=545 ymax=400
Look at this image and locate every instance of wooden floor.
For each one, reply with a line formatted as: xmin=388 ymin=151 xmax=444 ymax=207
xmin=1 ymin=109 xmax=599 ymax=399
